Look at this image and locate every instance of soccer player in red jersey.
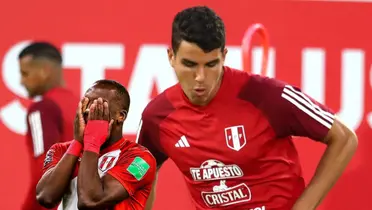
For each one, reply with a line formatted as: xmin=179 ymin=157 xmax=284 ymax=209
xmin=19 ymin=42 xmax=79 ymax=210
xmin=36 ymin=80 xmax=156 ymax=210
xmin=136 ymin=6 xmax=358 ymax=210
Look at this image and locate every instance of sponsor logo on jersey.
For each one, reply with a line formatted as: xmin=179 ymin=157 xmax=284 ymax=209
xmin=190 ymin=159 xmax=243 ymax=181
xmin=201 ymin=182 xmax=252 ymax=208
xmin=191 ymin=159 xmax=252 ymax=208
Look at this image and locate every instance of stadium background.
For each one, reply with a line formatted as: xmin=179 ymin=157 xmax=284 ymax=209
xmin=0 ymin=0 xmax=371 ymax=209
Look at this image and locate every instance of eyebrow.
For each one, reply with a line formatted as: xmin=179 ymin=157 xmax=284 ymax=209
xmin=181 ymin=58 xmax=197 ymax=65
xmin=206 ymin=59 xmax=220 ymax=65
xmin=181 ymin=58 xmax=220 ymax=65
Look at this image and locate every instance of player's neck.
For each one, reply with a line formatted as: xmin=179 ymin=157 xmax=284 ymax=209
xmin=101 ymin=132 xmax=123 ymax=149
xmin=41 ymin=80 xmax=64 ymax=95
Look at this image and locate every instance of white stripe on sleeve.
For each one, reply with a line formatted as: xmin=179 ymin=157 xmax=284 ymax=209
xmin=281 ymin=85 xmax=334 ymax=129
xmin=135 ymin=120 xmax=143 ymax=144
xmin=28 ymin=111 xmax=44 ymax=157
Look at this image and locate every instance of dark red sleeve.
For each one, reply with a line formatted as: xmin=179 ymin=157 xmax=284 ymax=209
xmin=135 ymin=93 xmax=175 ymax=167
xmin=107 ymin=150 xmax=156 ymax=196
xmin=240 ymin=75 xmax=335 ymax=141
xmin=27 ymin=99 xmax=63 ymax=158
xmin=135 ymin=117 xmax=168 ymax=168
xmin=21 ymin=143 xmax=64 ymax=210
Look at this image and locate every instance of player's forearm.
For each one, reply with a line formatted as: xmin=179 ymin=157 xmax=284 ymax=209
xmin=36 ymin=154 xmax=79 ymax=208
xmin=77 ymin=151 xmax=105 ymax=208
xmin=293 ymin=133 xmax=358 ymax=209
xmin=145 ymin=172 xmax=159 ymax=210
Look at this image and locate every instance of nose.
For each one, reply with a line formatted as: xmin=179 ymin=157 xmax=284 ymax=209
xmin=195 ymin=67 xmax=205 ymax=83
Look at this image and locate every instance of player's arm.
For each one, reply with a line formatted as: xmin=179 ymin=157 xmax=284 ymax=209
xmin=77 ymin=150 xmax=130 ymax=209
xmin=76 ymin=98 xmax=136 ymax=209
xmin=254 ymin=78 xmax=357 ymax=209
xmin=26 ymin=100 xmax=63 ymax=208
xmin=293 ymin=118 xmax=357 ymax=210
xmin=135 ymin=113 xmax=168 ymax=210
xmin=281 ymin=88 xmax=357 ymax=209
xmin=27 ymin=99 xmax=63 ymax=159
xmin=144 ymin=166 xmax=163 ymax=210
xmin=27 ymin=99 xmax=63 ymax=181
xmin=37 ymin=97 xmax=88 ymax=208
xmin=36 ymin=141 xmax=82 ymax=208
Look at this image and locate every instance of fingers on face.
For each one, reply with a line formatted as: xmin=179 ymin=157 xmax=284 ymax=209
xmin=89 ymin=100 xmax=97 ymax=120
xmin=78 ymin=97 xmax=89 ymax=116
xmin=82 ymin=97 xmax=89 ymax=111
xmin=87 ymin=98 xmax=110 ymax=121
xmin=97 ymin=98 xmax=104 ymax=120
xmin=103 ymin=101 xmax=110 ymax=121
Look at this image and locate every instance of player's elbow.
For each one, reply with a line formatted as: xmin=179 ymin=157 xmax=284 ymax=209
xmin=343 ymin=129 xmax=358 ymax=154
xmin=327 ymin=120 xmax=358 ymax=155
xmin=36 ymin=192 xmax=60 ymax=209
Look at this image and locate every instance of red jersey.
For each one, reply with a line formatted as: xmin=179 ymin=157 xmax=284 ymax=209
xmin=136 ymin=67 xmax=335 ymax=210
xmin=23 ymin=87 xmax=79 ymax=210
xmin=42 ymin=138 xmax=156 ymax=210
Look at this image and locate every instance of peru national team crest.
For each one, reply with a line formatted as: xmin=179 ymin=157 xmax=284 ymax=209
xmin=99 ymin=156 xmax=117 ymax=171
xmin=98 ymin=149 xmax=121 ymax=177
xmin=225 ymin=125 xmax=247 ymax=151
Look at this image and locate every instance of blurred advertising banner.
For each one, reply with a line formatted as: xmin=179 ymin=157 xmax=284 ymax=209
xmin=0 ymin=0 xmax=371 ymax=209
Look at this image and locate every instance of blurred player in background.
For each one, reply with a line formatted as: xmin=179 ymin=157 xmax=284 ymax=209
xmin=137 ymin=6 xmax=358 ymax=210
xmin=36 ymin=80 xmax=156 ymax=210
xmin=19 ymin=42 xmax=79 ymax=210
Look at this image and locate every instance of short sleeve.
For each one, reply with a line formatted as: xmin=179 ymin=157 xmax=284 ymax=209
xmin=27 ymin=99 xmax=63 ymax=157
xmin=42 ymin=143 xmax=64 ymax=174
xmin=135 ymin=115 xmax=168 ymax=167
xmin=277 ymin=84 xmax=335 ymax=140
xmin=107 ymin=151 xmax=156 ymax=196
xmin=240 ymin=75 xmax=336 ymax=141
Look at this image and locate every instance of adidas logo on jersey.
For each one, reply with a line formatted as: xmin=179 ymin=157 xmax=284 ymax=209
xmin=175 ymin=135 xmax=190 ymax=148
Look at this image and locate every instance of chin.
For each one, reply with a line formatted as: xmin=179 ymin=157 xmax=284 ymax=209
xmin=191 ymin=98 xmax=209 ymax=106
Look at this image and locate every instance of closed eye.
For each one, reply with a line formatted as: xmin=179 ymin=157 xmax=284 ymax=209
xmin=206 ymin=60 xmax=219 ymax=67
xmin=181 ymin=59 xmax=197 ymax=68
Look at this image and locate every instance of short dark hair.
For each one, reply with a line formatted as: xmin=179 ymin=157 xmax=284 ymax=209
xmin=18 ymin=41 xmax=62 ymax=64
xmin=171 ymin=6 xmax=226 ymax=53
xmin=93 ymin=80 xmax=131 ymax=112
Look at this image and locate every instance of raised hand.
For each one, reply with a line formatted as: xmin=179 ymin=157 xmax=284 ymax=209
xmin=83 ymin=98 xmax=114 ymax=154
xmin=74 ymin=97 xmax=89 ymax=144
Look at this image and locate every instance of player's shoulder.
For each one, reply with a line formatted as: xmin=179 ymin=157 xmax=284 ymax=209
xmin=27 ymin=96 xmax=61 ymax=114
xmin=223 ymin=67 xmax=286 ymax=100
xmin=46 ymin=87 xmax=77 ymax=98
xmin=141 ymin=85 xmax=177 ymax=122
xmin=120 ymin=140 xmax=156 ymax=163
xmin=47 ymin=140 xmax=72 ymax=154
xmin=224 ymin=66 xmax=285 ymax=90
xmin=45 ymin=87 xmax=79 ymax=109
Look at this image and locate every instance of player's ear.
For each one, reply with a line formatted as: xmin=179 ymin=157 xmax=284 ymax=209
xmin=117 ymin=110 xmax=127 ymax=123
xmin=38 ymin=66 xmax=50 ymax=81
xmin=167 ymin=48 xmax=175 ymax=68
xmin=222 ymin=47 xmax=228 ymax=61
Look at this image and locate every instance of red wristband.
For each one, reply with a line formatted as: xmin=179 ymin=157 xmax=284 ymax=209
xmin=84 ymin=141 xmax=101 ymax=154
xmin=66 ymin=140 xmax=83 ymax=157
xmin=83 ymin=120 xmax=109 ymax=154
